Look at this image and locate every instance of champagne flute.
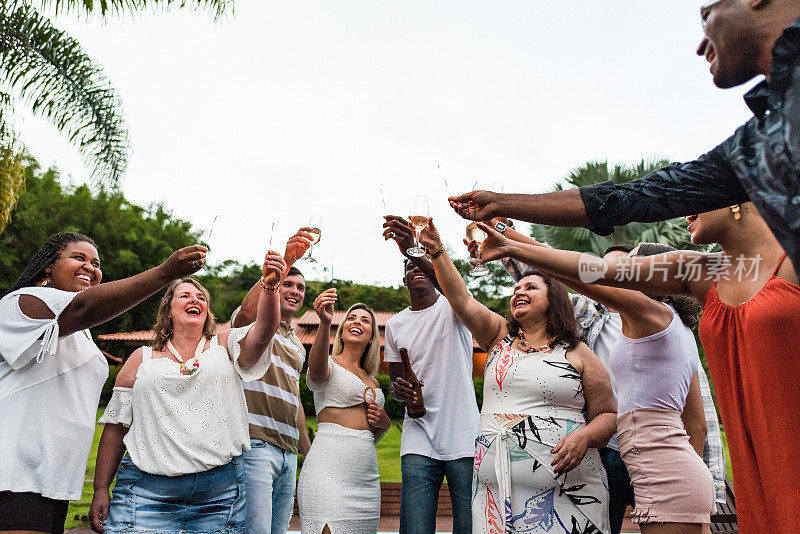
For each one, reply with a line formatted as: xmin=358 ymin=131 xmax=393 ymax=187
xmin=306 ymin=216 xmax=322 ymax=263
xmin=406 ymin=196 xmax=429 ymax=258
xmin=466 ymin=222 xmax=489 ymax=275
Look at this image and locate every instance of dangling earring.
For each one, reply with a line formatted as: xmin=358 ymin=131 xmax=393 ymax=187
xmin=37 ymin=276 xmax=52 ymax=287
xmin=730 ymin=204 xmax=741 ymax=220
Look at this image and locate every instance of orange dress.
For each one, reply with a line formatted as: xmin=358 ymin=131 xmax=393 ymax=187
xmin=698 ymin=254 xmax=800 ymax=533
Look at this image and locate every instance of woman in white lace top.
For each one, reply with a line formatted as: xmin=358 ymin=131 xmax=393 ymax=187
xmin=89 ymin=250 xmax=287 ymax=534
xmin=297 ymin=290 xmax=391 ymax=534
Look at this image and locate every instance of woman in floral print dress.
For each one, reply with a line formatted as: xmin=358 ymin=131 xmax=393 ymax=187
xmin=418 ymin=220 xmax=615 ymax=534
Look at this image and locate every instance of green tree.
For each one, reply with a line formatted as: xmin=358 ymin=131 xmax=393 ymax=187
xmin=0 ymin=0 xmax=230 ymax=232
xmin=529 ymin=159 xmax=706 ymax=254
xmin=0 ymin=156 xmax=201 ymax=335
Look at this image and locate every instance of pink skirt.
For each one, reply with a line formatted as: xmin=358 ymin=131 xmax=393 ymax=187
xmin=617 ymin=408 xmax=714 ymax=524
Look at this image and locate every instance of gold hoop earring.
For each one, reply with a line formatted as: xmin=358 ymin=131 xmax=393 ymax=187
xmin=730 ymin=204 xmax=741 ymax=220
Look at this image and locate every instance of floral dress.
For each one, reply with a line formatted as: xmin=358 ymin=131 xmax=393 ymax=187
xmin=472 ymin=337 xmax=609 ymax=534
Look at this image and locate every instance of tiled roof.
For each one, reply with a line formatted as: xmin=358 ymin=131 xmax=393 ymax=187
xmin=295 ymin=310 xmax=396 ymax=326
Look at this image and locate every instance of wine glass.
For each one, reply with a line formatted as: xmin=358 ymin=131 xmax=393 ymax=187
xmin=406 ymin=196 xmax=429 ymax=258
xmin=466 ymin=222 xmax=489 ymax=276
xmin=306 ymin=216 xmax=322 ymax=263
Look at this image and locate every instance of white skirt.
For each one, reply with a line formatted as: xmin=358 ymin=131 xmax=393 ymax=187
xmin=297 ymin=423 xmax=380 ymax=534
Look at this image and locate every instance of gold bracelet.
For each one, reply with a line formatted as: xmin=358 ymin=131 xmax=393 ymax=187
xmin=260 ymin=277 xmax=279 ymax=293
xmin=427 ymin=242 xmax=445 ymax=259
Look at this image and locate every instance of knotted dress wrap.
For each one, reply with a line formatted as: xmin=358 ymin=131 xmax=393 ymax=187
xmin=473 ymin=337 xmax=609 ymax=534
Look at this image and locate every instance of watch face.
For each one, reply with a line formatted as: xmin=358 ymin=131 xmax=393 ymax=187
xmin=495 ymin=222 xmax=507 ymax=233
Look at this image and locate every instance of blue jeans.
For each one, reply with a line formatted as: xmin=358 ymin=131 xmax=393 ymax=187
xmin=599 ymin=447 xmax=636 ymax=534
xmin=399 ymin=454 xmax=472 ymax=534
xmin=242 ymin=439 xmax=297 ymax=534
xmin=106 ymin=454 xmax=246 ymax=534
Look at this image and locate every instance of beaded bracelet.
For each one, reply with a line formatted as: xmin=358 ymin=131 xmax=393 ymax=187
xmin=427 ymin=242 xmax=445 ymax=259
xmin=260 ymin=277 xmax=279 ymax=293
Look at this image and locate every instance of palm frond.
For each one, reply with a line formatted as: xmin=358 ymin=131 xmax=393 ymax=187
xmin=0 ymin=3 xmax=128 ymax=186
xmin=0 ymin=144 xmax=26 ymax=235
xmin=36 ymin=0 xmax=232 ymax=20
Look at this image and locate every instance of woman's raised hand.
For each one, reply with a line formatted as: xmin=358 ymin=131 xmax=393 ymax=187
xmin=418 ymin=218 xmax=442 ymax=252
xmin=313 ymin=288 xmax=337 ymax=324
xmin=160 ymin=245 xmax=208 ymax=279
xmin=262 ymin=250 xmax=287 ymax=286
xmin=475 ymin=222 xmax=513 ymax=263
xmin=367 ymin=402 xmax=391 ymax=434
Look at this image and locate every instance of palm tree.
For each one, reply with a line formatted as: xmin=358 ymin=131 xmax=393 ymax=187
xmin=529 ymin=159 xmax=707 ymax=255
xmin=0 ymin=0 xmax=230 ymax=233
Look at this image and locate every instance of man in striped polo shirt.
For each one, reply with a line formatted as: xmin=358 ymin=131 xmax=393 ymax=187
xmin=232 ymin=231 xmax=313 ymax=534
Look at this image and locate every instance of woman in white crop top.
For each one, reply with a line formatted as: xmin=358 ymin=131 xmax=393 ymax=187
xmin=0 ymin=231 xmax=207 ymax=534
xmin=297 ymin=290 xmax=390 ymax=534
xmin=477 ymin=231 xmax=715 ymax=533
xmin=89 ymin=251 xmax=287 ymax=534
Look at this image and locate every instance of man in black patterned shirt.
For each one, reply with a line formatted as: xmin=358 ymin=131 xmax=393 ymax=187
xmin=449 ymin=0 xmax=800 ymax=278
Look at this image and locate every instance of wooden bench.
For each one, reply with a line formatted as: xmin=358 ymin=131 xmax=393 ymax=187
xmin=710 ymin=477 xmax=738 ymax=533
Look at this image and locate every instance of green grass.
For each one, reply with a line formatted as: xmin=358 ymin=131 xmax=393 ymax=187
xmin=66 ymin=415 xmax=404 ymax=529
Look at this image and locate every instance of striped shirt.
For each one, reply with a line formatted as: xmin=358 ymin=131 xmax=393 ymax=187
xmin=241 ymin=320 xmax=306 ymax=453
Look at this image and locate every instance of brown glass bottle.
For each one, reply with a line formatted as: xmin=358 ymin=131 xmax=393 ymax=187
xmin=399 ymin=347 xmax=426 ymax=418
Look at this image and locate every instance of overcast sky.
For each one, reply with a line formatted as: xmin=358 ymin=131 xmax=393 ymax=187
xmin=17 ymin=0 xmax=758 ymax=288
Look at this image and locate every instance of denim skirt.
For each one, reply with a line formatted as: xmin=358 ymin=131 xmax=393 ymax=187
xmin=105 ymin=454 xmax=246 ymax=534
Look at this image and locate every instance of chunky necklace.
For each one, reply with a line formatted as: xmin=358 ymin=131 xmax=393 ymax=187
xmin=516 ymin=330 xmax=554 ymax=354
xmin=166 ymin=339 xmax=203 ymax=375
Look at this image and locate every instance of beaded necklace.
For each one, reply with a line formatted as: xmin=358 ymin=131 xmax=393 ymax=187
xmin=516 ymin=330 xmax=554 ymax=354
xmin=166 ymin=338 xmax=204 ymax=375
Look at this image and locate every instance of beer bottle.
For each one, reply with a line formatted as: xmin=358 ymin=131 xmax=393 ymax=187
xmin=399 ymin=347 xmax=426 ymax=418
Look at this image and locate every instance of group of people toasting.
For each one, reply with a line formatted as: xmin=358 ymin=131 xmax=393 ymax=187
xmin=1 ymin=182 xmax=797 ymax=534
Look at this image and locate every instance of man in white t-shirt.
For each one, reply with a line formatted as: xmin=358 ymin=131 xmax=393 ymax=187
xmin=382 ymin=216 xmax=479 ymax=534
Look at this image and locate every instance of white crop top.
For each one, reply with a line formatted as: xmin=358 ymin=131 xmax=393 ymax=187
xmin=609 ymin=304 xmax=699 ymax=416
xmin=306 ymin=357 xmax=385 ymax=414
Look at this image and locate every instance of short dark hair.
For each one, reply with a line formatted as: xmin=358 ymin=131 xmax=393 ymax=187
xmin=286 ymin=266 xmax=304 ymax=279
xmin=6 ymin=232 xmax=97 ymax=295
xmin=633 ymin=243 xmax=701 ymax=329
xmin=604 ymin=243 xmax=634 ymax=256
xmin=506 ymin=269 xmax=581 ymax=351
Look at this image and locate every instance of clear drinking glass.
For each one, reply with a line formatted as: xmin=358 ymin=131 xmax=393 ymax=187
xmin=306 ymin=216 xmax=322 ymax=263
xmin=466 ymin=222 xmax=489 ymax=275
xmin=406 ymin=196 xmax=429 ymax=258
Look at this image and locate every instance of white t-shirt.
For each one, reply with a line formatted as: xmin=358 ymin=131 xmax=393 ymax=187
xmin=591 ymin=312 xmax=622 ymax=451
xmin=0 ymin=287 xmax=109 ymax=500
xmin=383 ymin=296 xmax=478 ymax=461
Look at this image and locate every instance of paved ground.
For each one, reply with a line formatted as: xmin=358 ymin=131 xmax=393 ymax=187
xmin=69 ymin=513 xmax=642 ymax=533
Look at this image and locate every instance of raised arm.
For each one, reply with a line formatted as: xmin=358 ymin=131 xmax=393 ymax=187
xmin=417 ymin=218 xmax=505 ymax=351
xmin=476 ymin=222 xmax=713 ymax=299
xmin=307 ymin=288 xmax=336 ymax=385
xmin=20 ymin=246 xmax=207 ymax=337
xmin=382 ymin=215 xmax=443 ymax=293
xmin=221 ymin=251 xmax=285 ymax=368
xmin=448 ymin=147 xmax=745 ymax=234
xmin=233 ymin=228 xmax=313 ymax=327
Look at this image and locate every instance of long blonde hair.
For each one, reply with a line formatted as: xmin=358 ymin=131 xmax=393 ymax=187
xmin=151 ymin=278 xmax=217 ymax=351
xmin=331 ymin=303 xmax=381 ymax=376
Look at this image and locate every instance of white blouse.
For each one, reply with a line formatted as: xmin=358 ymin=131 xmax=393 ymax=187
xmin=0 ymin=287 xmax=109 ymax=500
xmin=100 ymin=327 xmax=271 ymax=476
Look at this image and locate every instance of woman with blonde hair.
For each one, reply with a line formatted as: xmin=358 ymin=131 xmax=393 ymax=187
xmin=297 ymin=289 xmax=391 ymax=534
xmin=89 ymin=250 xmax=287 ymax=534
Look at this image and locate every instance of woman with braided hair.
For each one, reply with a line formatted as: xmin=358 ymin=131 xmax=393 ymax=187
xmin=0 ymin=231 xmax=207 ymax=534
